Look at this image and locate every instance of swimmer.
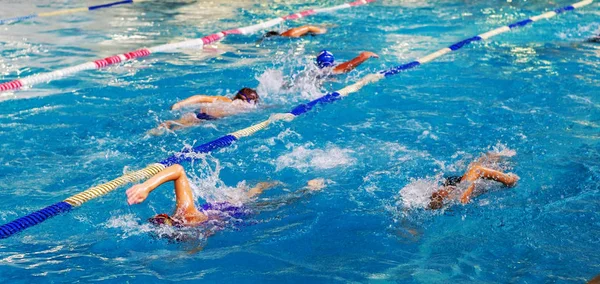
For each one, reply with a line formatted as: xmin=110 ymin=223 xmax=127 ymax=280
xmin=259 ymin=25 xmax=327 ymax=42
xmin=148 ymin=88 xmax=259 ymax=135
xmin=126 ymin=164 xmax=326 ymax=233
xmin=281 ymin=49 xmax=379 ymax=91
xmin=428 ymin=152 xmax=520 ymax=209
xmin=588 ymin=34 xmax=600 ymax=43
xmin=316 ymin=49 xmax=379 ymax=75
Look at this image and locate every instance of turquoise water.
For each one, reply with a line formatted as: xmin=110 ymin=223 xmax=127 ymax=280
xmin=1 ymin=0 xmax=599 ymax=282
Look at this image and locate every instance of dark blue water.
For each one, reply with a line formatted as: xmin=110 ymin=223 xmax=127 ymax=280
xmin=0 ymin=0 xmax=599 ymax=282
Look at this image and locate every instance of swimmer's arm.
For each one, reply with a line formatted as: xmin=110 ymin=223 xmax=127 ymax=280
xmin=126 ymin=165 xmax=192 ymax=205
xmin=172 ymin=95 xmax=232 ymax=110
xmin=246 ymin=181 xmax=282 ymax=198
xmin=281 ymin=25 xmax=326 ymax=37
xmin=254 ymin=179 xmax=325 ymax=206
xmin=460 ymin=183 xmax=476 ymax=204
xmin=333 ymin=51 xmax=379 ymax=74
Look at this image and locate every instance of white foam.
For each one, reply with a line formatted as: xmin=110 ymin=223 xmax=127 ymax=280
xmin=185 ymin=155 xmax=251 ymax=205
xmin=275 ymin=144 xmax=355 ymax=172
xmin=255 ymin=69 xmax=285 ymax=101
xmin=397 ymin=178 xmax=440 ymax=209
xmin=105 ymin=214 xmax=158 ymax=239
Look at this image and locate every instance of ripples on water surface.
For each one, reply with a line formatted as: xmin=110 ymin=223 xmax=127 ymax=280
xmin=0 ymin=0 xmax=599 ymax=282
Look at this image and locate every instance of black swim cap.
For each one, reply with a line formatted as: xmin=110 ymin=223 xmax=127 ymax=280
xmin=443 ymin=176 xmax=462 ymax=187
xmin=264 ymin=31 xmax=280 ymax=38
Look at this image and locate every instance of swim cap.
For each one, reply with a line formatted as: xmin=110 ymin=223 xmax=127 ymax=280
xmin=316 ymin=50 xmax=335 ymax=69
xmin=149 ymin=214 xmax=182 ymax=227
xmin=234 ymin=88 xmax=259 ymax=103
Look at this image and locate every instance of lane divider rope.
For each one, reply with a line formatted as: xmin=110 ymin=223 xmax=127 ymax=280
xmin=0 ymin=0 xmax=592 ymax=240
xmin=0 ymin=0 xmax=375 ymax=94
xmin=0 ymin=0 xmax=149 ymax=25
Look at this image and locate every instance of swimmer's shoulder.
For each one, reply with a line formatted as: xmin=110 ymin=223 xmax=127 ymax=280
xmin=212 ymin=96 xmax=233 ymax=103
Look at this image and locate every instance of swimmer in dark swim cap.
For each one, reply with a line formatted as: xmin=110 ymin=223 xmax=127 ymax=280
xmin=315 ymin=49 xmax=379 ymax=75
xmin=148 ymin=88 xmax=260 ymax=136
xmin=259 ymin=25 xmax=327 ymax=42
xmin=126 ymin=164 xmax=326 ymax=235
xmin=428 ymin=152 xmax=520 ymax=210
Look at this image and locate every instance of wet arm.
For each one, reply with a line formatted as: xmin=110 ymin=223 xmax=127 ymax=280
xmin=460 ymin=182 xmax=476 ymax=204
xmin=465 ymin=166 xmax=519 ymax=187
xmin=126 ymin=165 xmax=194 ymax=206
xmin=281 ymin=25 xmax=326 ymax=37
xmin=246 ymin=181 xmax=282 ymax=198
xmin=333 ymin=51 xmax=379 ymax=74
xmin=172 ymin=95 xmax=232 ymax=110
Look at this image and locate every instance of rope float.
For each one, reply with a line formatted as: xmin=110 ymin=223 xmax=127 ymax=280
xmin=0 ymin=0 xmax=593 ymax=240
xmin=0 ymin=0 xmax=375 ymax=94
xmin=0 ymin=0 xmax=150 ymax=25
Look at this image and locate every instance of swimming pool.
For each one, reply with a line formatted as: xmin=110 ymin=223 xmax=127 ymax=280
xmin=1 ymin=0 xmax=599 ymax=282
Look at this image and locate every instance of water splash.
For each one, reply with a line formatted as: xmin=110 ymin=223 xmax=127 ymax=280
xmin=275 ymin=143 xmax=355 ymax=172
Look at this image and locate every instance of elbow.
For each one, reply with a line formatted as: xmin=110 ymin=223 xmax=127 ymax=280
xmin=169 ymin=164 xmax=185 ymax=175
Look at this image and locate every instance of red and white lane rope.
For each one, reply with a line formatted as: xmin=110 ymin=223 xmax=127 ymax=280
xmin=0 ymin=0 xmax=375 ymax=94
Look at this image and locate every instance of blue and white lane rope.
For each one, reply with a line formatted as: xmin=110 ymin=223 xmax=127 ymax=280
xmin=378 ymin=0 xmax=594 ymax=77
xmin=0 ymin=0 xmax=593 ymax=240
xmin=0 ymin=0 xmax=148 ymax=25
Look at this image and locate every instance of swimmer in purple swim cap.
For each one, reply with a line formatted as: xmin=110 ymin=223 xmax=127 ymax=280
xmin=126 ymin=164 xmax=326 ymax=239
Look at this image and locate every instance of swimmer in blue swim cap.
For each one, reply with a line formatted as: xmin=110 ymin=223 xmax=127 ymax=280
xmin=316 ymin=49 xmax=379 ymax=74
xmin=280 ymin=49 xmax=379 ymax=90
xmin=149 ymin=88 xmax=260 ymax=136
xmin=126 ymin=164 xmax=326 ymax=238
xmin=428 ymin=152 xmax=520 ymax=210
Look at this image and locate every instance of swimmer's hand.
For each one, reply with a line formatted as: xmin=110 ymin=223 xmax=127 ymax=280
xmin=360 ymin=51 xmax=379 ymax=59
xmin=315 ymin=27 xmax=327 ymax=34
xmin=306 ymin=178 xmax=326 ymax=191
xmin=147 ymin=127 xmax=166 ymax=136
xmin=505 ymin=173 xmax=520 ymax=187
xmin=126 ymin=184 xmax=150 ymax=205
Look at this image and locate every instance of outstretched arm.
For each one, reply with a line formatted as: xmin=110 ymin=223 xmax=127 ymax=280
xmin=333 ymin=51 xmax=379 ymax=74
xmin=172 ymin=95 xmax=232 ymax=110
xmin=460 ymin=166 xmax=519 ymax=204
xmin=147 ymin=113 xmax=201 ymax=136
xmin=252 ymin=179 xmax=326 ymax=209
xmin=126 ymin=165 xmax=198 ymax=215
xmin=281 ymin=25 xmax=327 ymax=37
xmin=246 ymin=181 xmax=282 ymax=198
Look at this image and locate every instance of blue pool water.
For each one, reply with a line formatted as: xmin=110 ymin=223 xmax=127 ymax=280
xmin=1 ymin=0 xmax=599 ymax=282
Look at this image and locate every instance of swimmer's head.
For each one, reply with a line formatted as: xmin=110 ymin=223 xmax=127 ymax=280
xmin=264 ymin=31 xmax=280 ymax=38
xmin=316 ymin=50 xmax=335 ymax=69
xmin=149 ymin=213 xmax=183 ymax=227
xmin=256 ymin=31 xmax=281 ymax=44
xmin=233 ymin=88 xmax=259 ymax=104
xmin=428 ymin=188 xmax=452 ymax=210
xmin=443 ymin=176 xmax=462 ymax=187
